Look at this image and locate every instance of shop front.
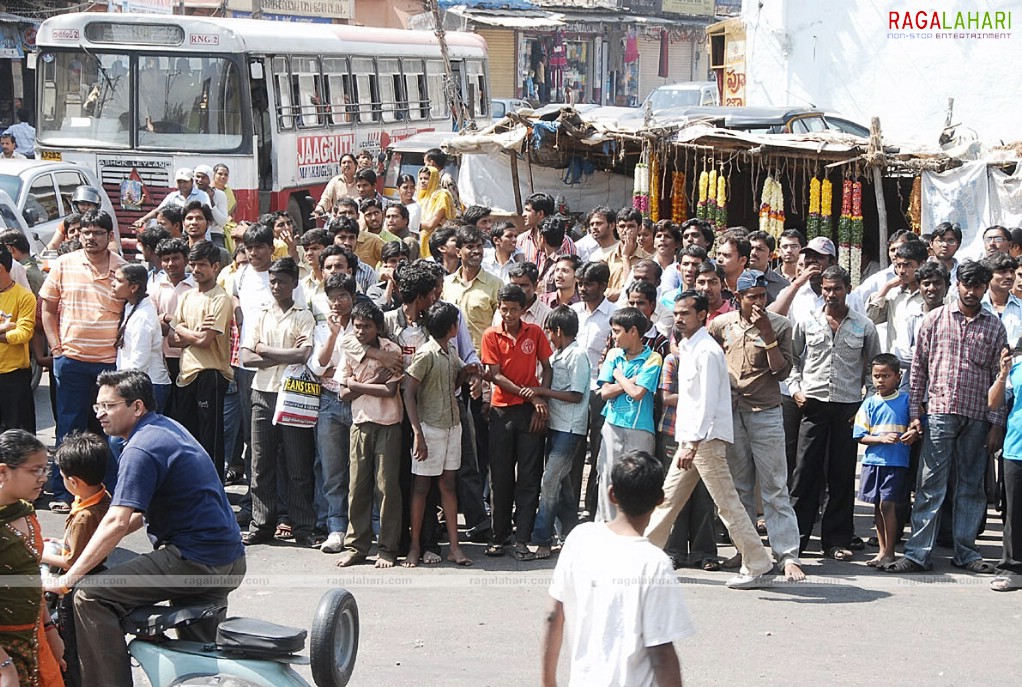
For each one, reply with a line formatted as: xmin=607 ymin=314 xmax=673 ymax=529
xmin=0 ymin=14 xmax=36 ymax=131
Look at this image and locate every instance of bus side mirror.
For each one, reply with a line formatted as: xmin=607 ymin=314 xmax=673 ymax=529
xmin=250 ymin=62 xmax=264 ymax=81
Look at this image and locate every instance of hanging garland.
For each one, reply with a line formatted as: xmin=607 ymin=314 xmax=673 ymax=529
xmin=821 ymin=177 xmax=833 ymax=240
xmin=671 ymin=171 xmax=687 ymax=222
xmin=715 ymin=170 xmax=727 ymax=230
xmin=907 ymin=175 xmax=922 ymax=234
xmin=849 ymin=180 xmax=864 ymax=287
xmin=649 ymin=149 xmax=660 ymax=222
xmin=807 ymin=176 xmax=821 ymax=238
xmin=632 ymin=159 xmax=649 ymax=214
xmin=696 ymin=167 xmax=709 ymax=220
xmin=758 ymin=174 xmax=784 ymax=240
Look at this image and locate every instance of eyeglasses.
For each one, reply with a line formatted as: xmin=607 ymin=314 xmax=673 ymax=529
xmin=79 ymin=229 xmax=108 ymax=238
xmin=984 ymin=236 xmax=1008 ymax=245
xmin=933 ymin=236 xmax=959 ymax=245
xmin=15 ymin=465 xmax=48 ymax=477
xmin=93 ymin=401 xmax=129 ymax=414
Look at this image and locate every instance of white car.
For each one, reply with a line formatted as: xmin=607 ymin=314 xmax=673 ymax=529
xmin=0 ymin=159 xmax=119 ymax=253
xmin=0 ymin=189 xmax=31 ymax=237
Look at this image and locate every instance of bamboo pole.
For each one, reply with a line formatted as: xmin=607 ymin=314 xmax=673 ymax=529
xmin=869 ymin=116 xmax=890 ymax=269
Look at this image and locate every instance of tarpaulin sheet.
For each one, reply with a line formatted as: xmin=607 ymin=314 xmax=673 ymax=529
xmin=922 ymin=160 xmax=991 ymax=260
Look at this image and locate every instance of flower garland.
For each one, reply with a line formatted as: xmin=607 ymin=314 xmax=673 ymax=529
xmin=758 ymin=175 xmax=784 ymax=240
xmin=632 ymin=161 xmax=649 ymax=214
xmin=671 ymin=172 xmax=687 ymax=222
xmin=650 ymin=152 xmax=660 ymax=222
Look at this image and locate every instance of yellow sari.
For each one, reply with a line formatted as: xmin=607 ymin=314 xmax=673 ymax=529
xmin=415 ymin=167 xmax=457 ymax=258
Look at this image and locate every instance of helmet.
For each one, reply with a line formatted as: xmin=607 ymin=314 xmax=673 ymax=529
xmin=71 ymin=186 xmax=103 ymax=212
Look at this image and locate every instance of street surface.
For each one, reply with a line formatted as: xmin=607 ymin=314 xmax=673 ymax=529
xmin=31 ymin=379 xmax=1022 ymax=686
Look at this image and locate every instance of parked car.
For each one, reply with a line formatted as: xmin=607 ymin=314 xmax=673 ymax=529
xmin=642 ymin=81 xmax=720 ymax=113
xmin=0 ymin=159 xmax=119 ymax=253
xmin=823 ymin=114 xmax=871 ymax=138
xmin=492 ymin=98 xmax=531 ymax=120
xmin=663 ymin=106 xmax=830 ymax=134
xmin=0 ymin=189 xmax=30 ymax=237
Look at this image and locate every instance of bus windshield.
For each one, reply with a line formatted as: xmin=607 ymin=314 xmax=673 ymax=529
xmin=38 ymin=50 xmax=246 ymax=152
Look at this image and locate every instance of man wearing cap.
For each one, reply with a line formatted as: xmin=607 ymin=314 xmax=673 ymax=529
xmin=193 ymin=164 xmax=229 ymax=247
xmin=788 ymin=265 xmax=881 ymax=560
xmin=709 ymin=270 xmax=806 ymax=581
xmin=769 ymin=235 xmax=837 ymax=474
xmin=134 ymin=168 xmax=212 ymax=229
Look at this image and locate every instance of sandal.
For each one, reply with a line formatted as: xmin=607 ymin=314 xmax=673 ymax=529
xmin=823 ymin=547 xmax=854 ymax=561
xmin=512 ymin=547 xmax=536 ymax=561
xmin=884 ymin=558 xmax=927 ymax=573
xmin=990 ymin=575 xmax=1021 ymax=592
xmin=848 ymin=537 xmax=865 ymax=551
xmin=274 ymin=523 xmax=293 ymax=539
xmin=484 ymin=544 xmax=505 ymax=557
xmin=701 ymin=558 xmax=721 ymax=571
xmin=952 ymin=559 xmax=996 ymax=574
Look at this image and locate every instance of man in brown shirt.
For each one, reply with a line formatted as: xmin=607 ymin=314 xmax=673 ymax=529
xmin=708 ymin=270 xmax=805 ymax=582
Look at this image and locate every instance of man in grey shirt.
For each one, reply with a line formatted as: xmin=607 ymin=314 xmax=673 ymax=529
xmin=788 ymin=265 xmax=880 ymax=561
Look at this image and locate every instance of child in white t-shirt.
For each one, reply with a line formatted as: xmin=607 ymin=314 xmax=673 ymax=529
xmin=542 ymin=449 xmax=694 ymax=687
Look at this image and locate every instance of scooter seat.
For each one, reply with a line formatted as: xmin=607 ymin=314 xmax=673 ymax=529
xmin=216 ymin=617 xmax=307 ymax=657
xmin=122 ymin=604 xmax=226 ymax=636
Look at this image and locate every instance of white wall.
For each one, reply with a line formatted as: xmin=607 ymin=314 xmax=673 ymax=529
xmin=740 ymin=0 xmax=1022 ymax=146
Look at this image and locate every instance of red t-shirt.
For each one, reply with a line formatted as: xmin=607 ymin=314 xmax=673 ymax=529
xmin=481 ymin=320 xmax=553 ymax=407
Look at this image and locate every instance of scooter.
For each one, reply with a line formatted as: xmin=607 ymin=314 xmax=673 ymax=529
xmin=121 ymin=588 xmax=359 ymax=687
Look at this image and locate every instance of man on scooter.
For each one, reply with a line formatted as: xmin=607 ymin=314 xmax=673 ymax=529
xmin=45 ymin=370 xmax=246 ymax=687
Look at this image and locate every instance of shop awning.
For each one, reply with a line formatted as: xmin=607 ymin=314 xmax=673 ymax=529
xmin=445 ymin=5 xmax=566 ymax=28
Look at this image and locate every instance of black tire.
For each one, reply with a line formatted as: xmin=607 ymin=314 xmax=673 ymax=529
xmin=310 ymin=588 xmax=359 ymax=687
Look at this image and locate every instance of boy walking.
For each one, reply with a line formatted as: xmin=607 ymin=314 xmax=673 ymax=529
xmin=337 ymin=301 xmax=404 ymax=568
xmin=403 ymin=301 xmax=479 ymax=567
xmin=854 ymin=354 xmax=918 ymax=568
xmin=482 ymin=284 xmax=553 ymax=560
xmin=596 ymin=307 xmax=662 ymax=522
xmin=542 ymin=449 xmax=693 ymax=687
xmin=530 ymin=306 xmax=590 ymax=559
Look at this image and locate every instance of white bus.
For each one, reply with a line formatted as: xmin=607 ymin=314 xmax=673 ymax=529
xmin=33 ymin=13 xmax=490 ymax=244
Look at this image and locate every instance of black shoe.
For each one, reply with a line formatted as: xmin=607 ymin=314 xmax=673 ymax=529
xmin=235 ymin=510 xmax=252 ymax=527
xmin=242 ymin=530 xmax=273 ymax=546
xmin=293 ymin=533 xmax=318 ymax=548
xmin=224 ymin=470 xmax=244 ymax=486
xmin=465 ymin=526 xmax=493 ymax=544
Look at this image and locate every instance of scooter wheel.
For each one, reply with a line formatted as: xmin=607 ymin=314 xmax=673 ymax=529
xmin=310 ymin=588 xmax=359 ymax=687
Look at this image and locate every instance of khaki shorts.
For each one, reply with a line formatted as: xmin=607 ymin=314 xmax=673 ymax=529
xmin=414 ymin=422 xmax=463 ymax=477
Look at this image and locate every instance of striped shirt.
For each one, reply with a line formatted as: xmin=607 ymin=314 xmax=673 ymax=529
xmin=516 ymin=228 xmax=577 ymax=265
xmin=39 ymin=250 xmax=126 ymax=363
xmin=910 ymin=301 xmax=1008 ymax=425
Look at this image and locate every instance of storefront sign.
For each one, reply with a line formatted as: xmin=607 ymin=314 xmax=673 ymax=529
xmin=723 ymin=39 xmax=746 ymax=106
xmin=229 ymin=10 xmax=334 ymax=24
xmin=256 ymin=0 xmax=352 ymax=20
xmin=0 ymin=25 xmax=24 ymax=59
xmin=661 ymin=0 xmax=714 ymax=18
xmin=107 ymin=0 xmax=173 ymax=14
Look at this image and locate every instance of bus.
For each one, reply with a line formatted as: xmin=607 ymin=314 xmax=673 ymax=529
xmin=33 ymin=13 xmax=490 ymax=243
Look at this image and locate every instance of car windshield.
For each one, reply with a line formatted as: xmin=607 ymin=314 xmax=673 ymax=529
xmin=0 ymin=176 xmax=21 ymax=202
xmin=0 ymin=204 xmax=21 ymax=231
xmin=38 ymin=50 xmax=245 ymax=151
xmin=648 ymin=88 xmax=701 ymax=111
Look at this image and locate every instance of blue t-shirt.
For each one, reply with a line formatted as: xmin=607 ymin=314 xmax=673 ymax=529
xmin=1003 ymin=362 xmax=1022 ymax=462
xmin=114 ymin=412 xmax=244 ymax=566
xmin=598 ymin=346 xmax=662 ymax=434
xmin=852 ymin=391 xmax=911 ymax=467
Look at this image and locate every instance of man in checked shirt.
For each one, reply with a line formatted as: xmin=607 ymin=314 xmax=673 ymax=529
xmin=887 ymin=259 xmax=1007 ymax=574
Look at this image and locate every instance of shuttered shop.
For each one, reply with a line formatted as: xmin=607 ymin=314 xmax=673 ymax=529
xmin=637 ymin=35 xmax=694 ymax=102
xmin=477 ymin=29 xmax=517 ymax=98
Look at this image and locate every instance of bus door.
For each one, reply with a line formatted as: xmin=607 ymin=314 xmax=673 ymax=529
xmin=249 ymin=57 xmax=272 ymax=205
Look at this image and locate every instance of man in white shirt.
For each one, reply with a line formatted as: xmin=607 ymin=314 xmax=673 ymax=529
xmin=574 ymin=206 xmax=619 ymax=263
xmin=0 ymin=132 xmax=25 ymax=159
xmin=133 ymin=168 xmax=211 ymax=229
xmin=644 ymin=289 xmax=776 ymax=589
xmin=4 ymin=109 xmax=35 ymax=158
xmin=193 ymin=164 xmax=229 ymax=247
xmin=571 ymin=261 xmax=616 ymax=516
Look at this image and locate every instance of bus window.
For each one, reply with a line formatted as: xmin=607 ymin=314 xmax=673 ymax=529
xmin=139 ymin=57 xmax=244 ymax=151
xmin=36 ymin=51 xmax=131 ymax=148
xmin=273 ymin=56 xmax=294 ymax=130
xmin=402 ymin=59 xmax=427 ymax=121
xmin=351 ymin=58 xmax=379 ymax=123
xmin=377 ymin=58 xmax=402 ymax=123
xmin=292 ymin=56 xmax=324 ymax=129
xmin=425 ymin=60 xmax=449 ymax=120
xmin=323 ymin=57 xmax=353 ymax=125
xmin=467 ymin=60 xmax=488 ymax=118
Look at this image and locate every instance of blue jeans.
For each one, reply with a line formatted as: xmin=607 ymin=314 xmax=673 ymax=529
xmin=317 ymin=392 xmax=352 ymax=535
xmin=49 ymin=357 xmax=115 ymax=502
xmin=904 ymin=413 xmax=989 ymax=568
xmin=532 ymin=430 xmax=583 ymax=547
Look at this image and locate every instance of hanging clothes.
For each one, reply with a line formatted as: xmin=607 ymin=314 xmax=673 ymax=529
xmin=624 ymin=29 xmax=640 ymax=63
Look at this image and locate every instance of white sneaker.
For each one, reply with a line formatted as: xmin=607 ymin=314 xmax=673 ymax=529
xmin=725 ymin=572 xmax=771 ymax=590
xmin=320 ymin=532 xmax=344 ymax=553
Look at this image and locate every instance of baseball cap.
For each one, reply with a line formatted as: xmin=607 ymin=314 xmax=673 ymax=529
xmin=803 ymin=236 xmax=836 ymax=257
xmin=174 ymin=168 xmax=194 ymax=182
xmin=735 ymin=269 xmax=768 ymax=292
xmin=194 ymin=164 xmax=214 ymax=179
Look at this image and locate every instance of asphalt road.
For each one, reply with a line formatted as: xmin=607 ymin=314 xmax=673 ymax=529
xmin=31 ymin=378 xmax=1022 ymax=686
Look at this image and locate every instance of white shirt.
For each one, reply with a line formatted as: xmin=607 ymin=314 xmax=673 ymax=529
xmin=848 ymin=266 xmax=894 ymax=314
xmin=572 ymin=297 xmax=617 ymax=389
xmin=787 ymin=282 xmax=825 ymax=327
xmin=481 ymin=247 xmax=522 ymax=284
xmin=151 ymin=272 xmax=195 ymax=359
xmin=5 ymin=122 xmax=35 ymax=155
xmin=9 ymin=261 xmax=30 ymax=292
xmin=232 ymin=264 xmax=306 ymax=371
xmin=156 ymin=186 xmax=211 ymax=211
xmin=549 ymin=522 xmax=695 ymax=687
xmin=675 ymin=327 xmax=733 ymax=444
xmin=574 ymin=234 xmax=599 ymax=263
xmin=405 ymin=202 xmax=422 ymax=235
xmin=117 ymin=298 xmax=172 ymax=385
xmin=205 ymin=186 xmax=229 ymax=236
xmin=309 ymin=316 xmax=352 ymax=393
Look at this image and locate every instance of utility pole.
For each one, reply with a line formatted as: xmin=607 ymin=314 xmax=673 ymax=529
xmin=424 ymin=0 xmax=473 ymax=131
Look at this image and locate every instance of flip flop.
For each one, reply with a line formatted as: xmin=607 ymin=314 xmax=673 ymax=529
xmin=884 ymin=558 xmax=926 ymax=573
xmin=952 ymin=559 xmax=996 ymax=574
xmin=701 ymin=558 xmax=721 ymax=571
xmin=513 ymin=547 xmax=536 ymax=561
xmin=274 ymin=523 xmax=293 ymax=539
xmin=824 ymin=547 xmax=854 ymax=561
xmin=484 ymin=544 xmax=505 ymax=557
xmin=848 ymin=537 xmax=865 ymax=551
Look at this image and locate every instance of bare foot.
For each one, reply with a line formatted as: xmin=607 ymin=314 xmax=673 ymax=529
xmin=535 ymin=546 xmax=552 ymax=560
xmin=866 ymin=556 xmax=885 ymax=568
xmin=784 ymin=561 xmax=806 ymax=582
xmin=447 ymin=547 xmax=473 ymax=566
xmin=375 ymin=557 xmax=396 ymax=569
xmin=422 ymin=551 xmax=442 ymax=565
xmin=335 ymin=552 xmax=363 ymax=568
xmin=402 ymin=547 xmax=421 ymax=568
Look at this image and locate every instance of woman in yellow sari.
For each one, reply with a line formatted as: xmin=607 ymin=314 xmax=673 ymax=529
xmin=416 ymin=166 xmax=458 ymax=258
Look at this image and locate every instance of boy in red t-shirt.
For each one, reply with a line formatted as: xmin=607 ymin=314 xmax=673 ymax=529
xmin=481 ymin=284 xmax=552 ymax=560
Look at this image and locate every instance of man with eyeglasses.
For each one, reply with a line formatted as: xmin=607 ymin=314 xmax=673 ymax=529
xmin=929 ymin=221 xmax=961 ymax=289
xmin=39 ymin=210 xmax=127 ymax=514
xmin=983 ymin=225 xmax=1014 ymax=258
xmin=48 ymin=369 xmax=245 ymax=687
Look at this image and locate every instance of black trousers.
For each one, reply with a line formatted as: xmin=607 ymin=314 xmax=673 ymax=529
xmin=998 ymin=459 xmax=1022 ymax=574
xmin=172 ymin=369 xmax=230 ymax=482
xmin=488 ymin=404 xmax=545 ymax=545
xmin=456 ymin=394 xmax=489 ymax=533
xmin=781 ymin=394 xmax=803 ymax=478
xmin=571 ymin=393 xmax=606 ymax=515
xmin=789 ymin=399 xmax=860 ymax=553
xmin=0 ymin=367 xmax=35 ymax=433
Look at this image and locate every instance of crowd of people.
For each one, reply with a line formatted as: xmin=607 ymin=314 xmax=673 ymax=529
xmin=4 ymin=142 xmax=1022 ymax=684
